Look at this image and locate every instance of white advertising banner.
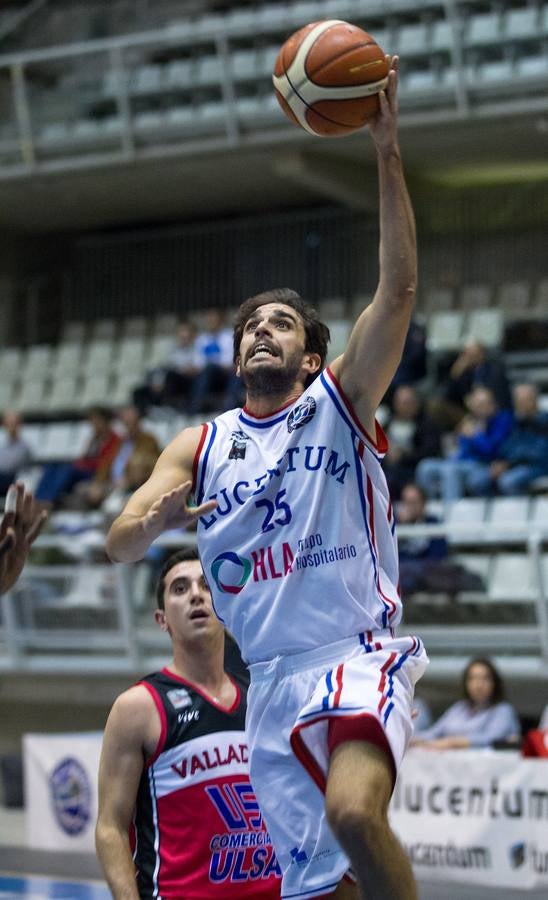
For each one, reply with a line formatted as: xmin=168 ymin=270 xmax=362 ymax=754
xmin=23 ymin=732 xmax=102 ymax=852
xmin=390 ymin=749 xmax=548 ymax=890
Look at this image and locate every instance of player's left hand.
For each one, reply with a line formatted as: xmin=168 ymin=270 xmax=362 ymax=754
xmin=0 ymin=482 xmax=48 ymax=596
xmin=368 ymin=55 xmax=399 ymax=151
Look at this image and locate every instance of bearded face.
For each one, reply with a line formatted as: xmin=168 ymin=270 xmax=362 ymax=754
xmin=237 ymin=304 xmax=311 ymax=398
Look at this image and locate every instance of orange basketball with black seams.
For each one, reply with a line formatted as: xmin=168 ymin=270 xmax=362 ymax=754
xmin=273 ymin=20 xmax=389 ymax=137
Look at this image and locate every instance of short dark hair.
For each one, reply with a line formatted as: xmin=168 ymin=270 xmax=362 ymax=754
xmin=155 ymin=546 xmax=201 ymax=610
xmin=232 ymin=288 xmax=330 ymax=383
xmin=462 ymin=657 xmax=505 ymax=706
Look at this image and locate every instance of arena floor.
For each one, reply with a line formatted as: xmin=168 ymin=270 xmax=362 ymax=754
xmin=0 ymin=873 xmax=543 ymax=899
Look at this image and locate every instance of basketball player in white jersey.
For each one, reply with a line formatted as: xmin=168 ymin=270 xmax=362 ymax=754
xmin=107 ymin=56 xmax=427 ymax=900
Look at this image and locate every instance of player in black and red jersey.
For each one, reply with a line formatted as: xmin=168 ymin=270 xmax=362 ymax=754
xmin=95 ymin=547 xmax=281 ymax=900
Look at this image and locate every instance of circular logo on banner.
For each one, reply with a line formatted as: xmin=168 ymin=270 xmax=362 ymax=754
xmin=49 ymin=756 xmax=91 ymax=836
xmin=211 ymin=551 xmax=252 ymax=594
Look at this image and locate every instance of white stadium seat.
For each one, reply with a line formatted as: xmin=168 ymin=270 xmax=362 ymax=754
xmin=464 ymin=309 xmax=503 ymax=347
xmin=46 ymin=376 xmax=80 ymax=413
xmin=531 ymin=497 xmax=548 ymax=526
xmin=396 ymin=23 xmax=429 ymax=55
xmin=497 ymin=281 xmax=530 ymax=314
xmin=325 ymin=320 xmax=352 ymax=362
xmin=23 ymin=345 xmax=52 ymax=377
xmin=489 ymin=554 xmax=538 ymax=603
xmin=446 ymin=498 xmax=487 ymax=525
xmin=61 ymin=321 xmax=86 ymax=342
xmin=467 ymin=13 xmax=501 ymax=45
xmin=423 ymin=287 xmax=454 ymax=311
xmin=426 ymin=311 xmax=464 ymax=352
xmin=84 ymin=339 xmax=114 ymax=374
xmin=504 ymin=8 xmax=538 ymax=39
xmin=16 ymin=379 xmax=47 ymax=414
xmin=79 ymin=374 xmax=112 ymax=408
xmin=460 ymin=283 xmax=493 ymax=310
xmin=0 ymin=378 xmax=18 ymax=408
xmin=53 ymin=342 xmax=82 ymax=376
xmin=91 ymin=319 xmax=117 ymax=340
xmin=488 ymin=497 xmax=530 ymax=528
xmin=113 ymin=337 xmax=147 ymax=374
xmin=431 ymin=20 xmax=452 ymax=50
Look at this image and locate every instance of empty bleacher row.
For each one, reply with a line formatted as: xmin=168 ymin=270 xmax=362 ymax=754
xmin=1 ymin=274 xmax=547 ymax=418
xmin=1 ymin=0 xmax=548 ymax=168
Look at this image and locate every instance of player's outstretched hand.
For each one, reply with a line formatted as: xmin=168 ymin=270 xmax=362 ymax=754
xmin=140 ymin=481 xmax=217 ymax=541
xmin=0 ymin=482 xmax=48 ymax=596
xmin=368 ymin=54 xmax=399 ymax=151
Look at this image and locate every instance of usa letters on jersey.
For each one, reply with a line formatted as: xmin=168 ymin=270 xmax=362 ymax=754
xmin=195 ymin=367 xmax=401 ymax=665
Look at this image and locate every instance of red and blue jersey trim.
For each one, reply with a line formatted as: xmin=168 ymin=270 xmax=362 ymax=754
xmin=320 ymin=367 xmax=388 ymax=460
xmin=377 ymin=637 xmax=422 ymax=725
xmin=351 ymin=440 xmax=399 ymax=629
xmin=194 ymin=422 xmax=217 ymax=505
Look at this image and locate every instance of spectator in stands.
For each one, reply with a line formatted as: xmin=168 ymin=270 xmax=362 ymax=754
xmin=397 ymin=483 xmax=448 ymax=594
xmin=133 ymin=321 xmax=200 ymax=414
xmin=70 ymin=405 xmax=161 ymax=511
xmin=412 ymin=657 xmax=520 ymax=749
xmin=416 ymin=386 xmax=513 ymax=503
xmin=488 ymin=383 xmax=548 ymax=495
xmin=0 ymin=411 xmax=31 ymax=496
xmin=35 ymin=407 xmax=121 ymax=508
xmin=431 ymin=339 xmax=511 ymax=429
xmin=398 ymin=482 xmax=484 ymax=596
xmin=383 ymin=385 xmax=441 ymax=498
xmin=190 ymin=308 xmax=242 ymax=413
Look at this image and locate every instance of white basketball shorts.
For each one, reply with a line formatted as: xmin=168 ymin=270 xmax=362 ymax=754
xmin=246 ymin=630 xmax=428 ymax=899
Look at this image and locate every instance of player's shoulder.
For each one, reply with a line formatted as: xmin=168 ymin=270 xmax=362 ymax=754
xmin=109 ymin=683 xmax=158 ymax=730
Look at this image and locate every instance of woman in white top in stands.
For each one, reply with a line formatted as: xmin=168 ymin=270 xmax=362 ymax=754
xmin=412 ymin=657 xmax=520 ymax=749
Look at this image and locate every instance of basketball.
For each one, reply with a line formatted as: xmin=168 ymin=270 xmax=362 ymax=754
xmin=272 ymin=20 xmax=389 ymax=137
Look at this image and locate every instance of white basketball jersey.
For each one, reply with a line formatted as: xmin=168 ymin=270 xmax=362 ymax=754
xmin=195 ymin=367 xmax=401 ymax=664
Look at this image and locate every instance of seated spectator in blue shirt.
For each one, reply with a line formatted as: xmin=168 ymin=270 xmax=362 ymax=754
xmin=412 ymin=657 xmax=520 ymax=750
xmin=190 ymin=308 xmax=242 ymax=413
xmin=430 ymin=340 xmax=512 ymax=430
xmin=133 ymin=321 xmax=200 ymax=414
xmin=417 ymin=387 xmax=513 ymax=503
xmin=488 ymin=383 xmax=548 ymax=495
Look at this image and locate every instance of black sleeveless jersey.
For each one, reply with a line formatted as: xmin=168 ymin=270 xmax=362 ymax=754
xmin=131 ymin=667 xmax=281 ymax=899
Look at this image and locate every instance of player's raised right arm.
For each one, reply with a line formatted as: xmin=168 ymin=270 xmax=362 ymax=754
xmin=106 ymin=425 xmax=217 ymax=563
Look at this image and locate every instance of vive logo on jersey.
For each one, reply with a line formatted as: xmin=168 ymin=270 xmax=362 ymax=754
xmin=287 ymin=396 xmax=316 ymax=432
xmin=167 ymin=688 xmax=193 ymax=710
xmin=211 ymin=551 xmax=252 ymax=595
xmin=228 ymin=430 xmax=249 ymax=460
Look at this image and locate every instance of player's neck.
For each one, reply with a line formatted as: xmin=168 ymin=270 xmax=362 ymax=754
xmin=170 ymin=637 xmax=227 ymax=696
xmin=244 ymin=387 xmax=303 ymax=417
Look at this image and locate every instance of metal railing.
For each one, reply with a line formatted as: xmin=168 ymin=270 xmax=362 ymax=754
xmin=0 ymin=521 xmax=547 ymax=677
xmin=0 ymin=0 xmax=547 ymax=177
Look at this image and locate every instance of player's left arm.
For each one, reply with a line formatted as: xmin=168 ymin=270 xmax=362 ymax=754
xmin=330 ymin=57 xmax=417 ymax=434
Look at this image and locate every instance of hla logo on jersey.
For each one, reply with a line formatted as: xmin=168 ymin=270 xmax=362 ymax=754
xmin=211 ymin=545 xmax=294 ymax=594
xmin=211 ymin=551 xmax=253 ymax=595
xmin=287 ymin=396 xmax=316 ymax=432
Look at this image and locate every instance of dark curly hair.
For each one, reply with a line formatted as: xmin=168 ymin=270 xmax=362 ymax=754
xmin=232 ymin=288 xmax=330 ymax=385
